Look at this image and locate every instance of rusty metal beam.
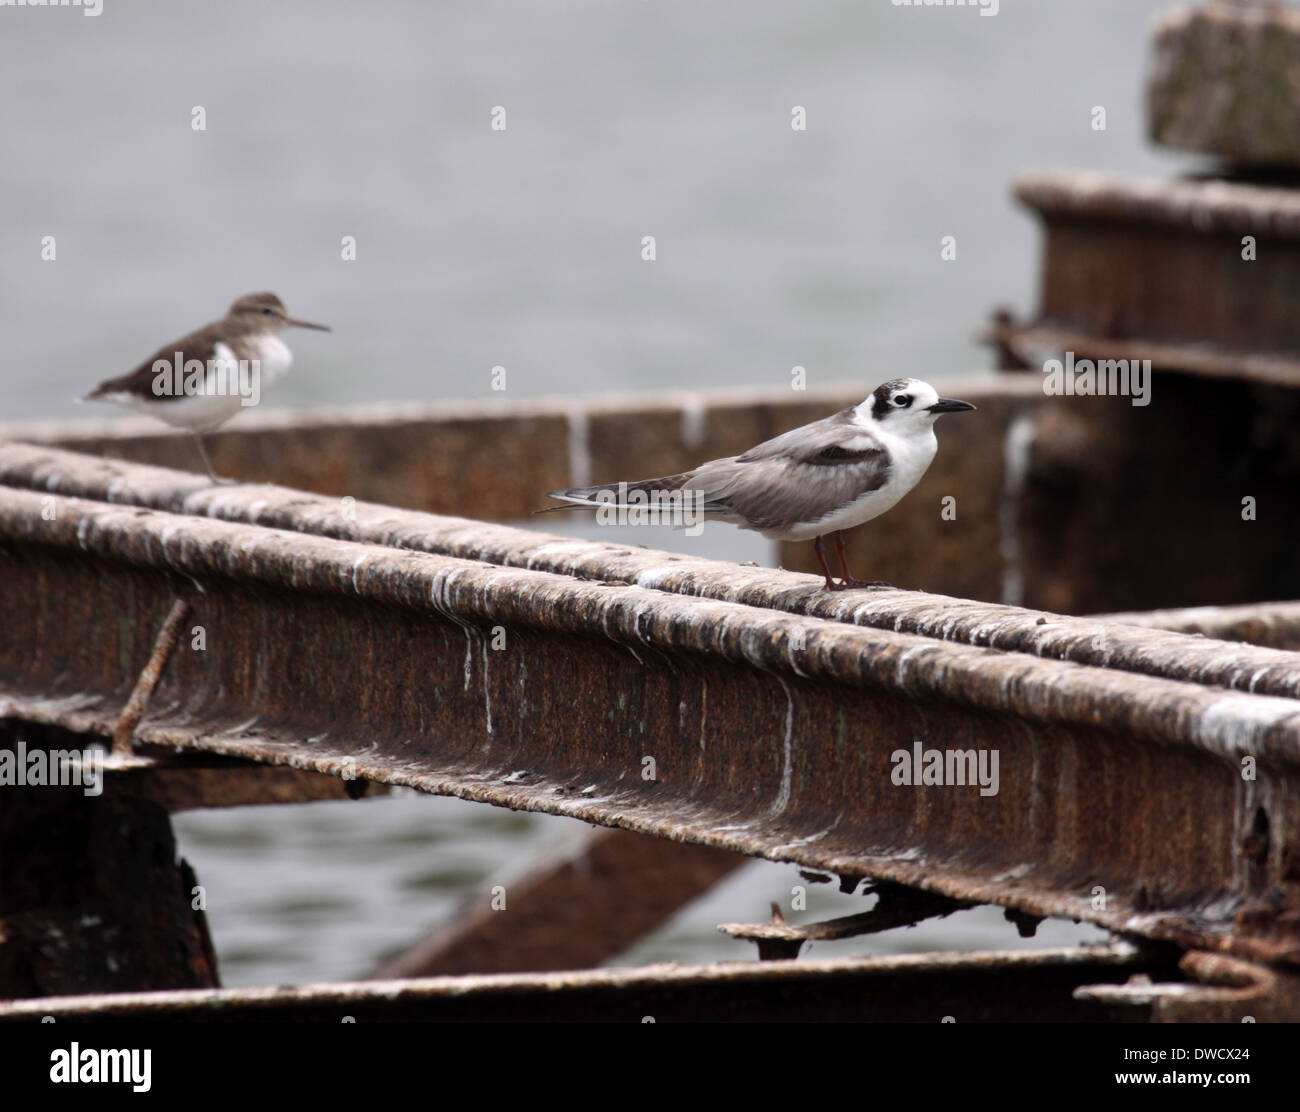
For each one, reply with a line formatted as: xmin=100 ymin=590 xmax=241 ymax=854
xmin=1 ymin=720 xmax=386 ymax=813
xmin=1102 ymin=601 xmax=1300 ymax=653
xmin=983 ymin=171 xmax=1300 ymax=614
xmin=3 ymin=474 xmax=1300 ymax=966
xmin=1077 ymin=950 xmax=1300 ymax=1024
xmin=1010 ymin=171 xmax=1300 ymax=376
xmin=0 ymin=944 xmax=1186 ymax=1022
xmin=102 ymin=750 xmax=387 ymax=811
xmin=1017 ymin=170 xmax=1300 ymax=241
xmin=3 ymin=443 xmax=1299 ymax=700
xmin=373 ymin=828 xmax=742 ymax=978
xmin=984 ymin=316 xmax=1300 ymax=390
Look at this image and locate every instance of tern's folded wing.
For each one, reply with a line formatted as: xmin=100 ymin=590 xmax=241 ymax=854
xmin=688 ymin=423 xmax=892 ymax=533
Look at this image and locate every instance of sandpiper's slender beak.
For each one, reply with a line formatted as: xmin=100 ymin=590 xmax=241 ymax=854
xmin=286 ymin=317 xmax=331 ymax=331
xmin=927 ymin=398 xmax=976 ymax=413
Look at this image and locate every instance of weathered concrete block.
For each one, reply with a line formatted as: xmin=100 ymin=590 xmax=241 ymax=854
xmin=1149 ymin=2 xmax=1300 ymax=166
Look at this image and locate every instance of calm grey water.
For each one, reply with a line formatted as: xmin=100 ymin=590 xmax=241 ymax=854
xmin=3 ymin=0 xmax=1188 ymax=985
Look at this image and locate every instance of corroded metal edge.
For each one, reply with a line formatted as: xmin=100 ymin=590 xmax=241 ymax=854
xmin=1101 ymin=601 xmax=1300 ymax=652
xmin=3 ymin=486 xmax=1300 ymax=964
xmin=1015 ymin=170 xmax=1300 ymax=239
xmin=0 ymin=944 xmax=1146 ymax=1019
xmin=985 ymin=318 xmax=1300 ymax=390
xmin=0 ymin=700 xmax=1266 ymax=965
xmin=6 ymin=942 xmax=1282 ymax=1022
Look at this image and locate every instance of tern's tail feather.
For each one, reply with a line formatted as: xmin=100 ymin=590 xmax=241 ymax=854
xmin=538 ymin=474 xmax=692 ymax=513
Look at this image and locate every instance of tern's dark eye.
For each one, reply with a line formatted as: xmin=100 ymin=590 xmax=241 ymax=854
xmin=893 ymin=394 xmax=912 ymax=408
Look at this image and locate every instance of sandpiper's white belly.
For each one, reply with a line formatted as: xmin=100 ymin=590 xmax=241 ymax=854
xmin=102 ymin=388 xmax=246 ymax=433
xmin=98 ymin=336 xmax=294 ymax=433
xmin=252 ymin=333 xmax=294 ymax=387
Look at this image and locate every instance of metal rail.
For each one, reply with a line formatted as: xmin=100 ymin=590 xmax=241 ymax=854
xmin=3 ymin=452 xmax=1300 ymax=967
xmin=2 ymin=944 xmax=1290 ymax=1023
xmin=1010 ymin=171 xmax=1300 ymax=381
xmin=4 ymin=443 xmax=1300 ymax=700
xmin=0 ymin=945 xmax=1208 ymax=1023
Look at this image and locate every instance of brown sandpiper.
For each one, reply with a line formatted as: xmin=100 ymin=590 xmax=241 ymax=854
xmin=83 ymin=292 xmax=330 ymax=484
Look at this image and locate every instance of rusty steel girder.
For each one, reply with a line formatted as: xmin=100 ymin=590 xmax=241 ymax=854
xmin=1008 ymin=171 xmax=1300 ymax=379
xmin=1 ymin=943 xmax=1292 ymax=1023
xmin=1099 ymin=601 xmax=1300 ymax=654
xmin=4 ymin=443 xmax=1300 ymax=701
xmin=2 ymin=448 xmax=1300 ymax=972
xmin=0 ymin=945 xmax=1195 ymax=1023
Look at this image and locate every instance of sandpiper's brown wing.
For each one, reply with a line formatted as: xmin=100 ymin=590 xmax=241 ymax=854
xmin=684 ymin=410 xmax=891 ymax=533
xmin=84 ymin=320 xmax=227 ymax=401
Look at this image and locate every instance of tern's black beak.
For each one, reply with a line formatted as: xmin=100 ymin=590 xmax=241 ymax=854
xmin=927 ymin=398 xmax=976 ymax=414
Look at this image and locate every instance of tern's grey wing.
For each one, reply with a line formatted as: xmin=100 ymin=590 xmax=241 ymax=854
xmin=732 ymin=408 xmax=859 ymax=463
xmin=686 ymin=416 xmax=891 ymax=533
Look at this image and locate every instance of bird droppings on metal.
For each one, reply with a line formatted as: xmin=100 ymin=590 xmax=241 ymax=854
xmin=999 ymin=412 xmax=1036 ymax=608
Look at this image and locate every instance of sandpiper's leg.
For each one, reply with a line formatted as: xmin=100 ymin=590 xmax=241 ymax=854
xmin=813 ymin=535 xmax=841 ymax=591
xmin=193 ymin=434 xmax=236 ymax=485
xmin=833 ymin=531 xmax=891 ymax=590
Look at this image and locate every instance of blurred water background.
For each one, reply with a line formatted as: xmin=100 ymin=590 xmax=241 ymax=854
xmin=2 ymin=0 xmax=1193 ymax=984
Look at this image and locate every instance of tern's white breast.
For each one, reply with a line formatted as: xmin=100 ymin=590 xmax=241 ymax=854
xmin=771 ymin=426 xmax=939 ymax=542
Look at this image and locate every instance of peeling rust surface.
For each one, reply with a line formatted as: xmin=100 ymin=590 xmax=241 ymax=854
xmin=2 ymin=475 xmax=1300 ymax=965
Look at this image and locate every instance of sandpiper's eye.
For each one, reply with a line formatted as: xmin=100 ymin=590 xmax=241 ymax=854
xmin=261 ymin=307 xmax=274 ymax=315
xmin=893 ymin=394 xmax=911 ymax=407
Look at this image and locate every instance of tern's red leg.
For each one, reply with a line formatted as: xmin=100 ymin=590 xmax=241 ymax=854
xmin=812 ymin=535 xmax=840 ymax=591
xmin=833 ymin=531 xmax=891 ymax=590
